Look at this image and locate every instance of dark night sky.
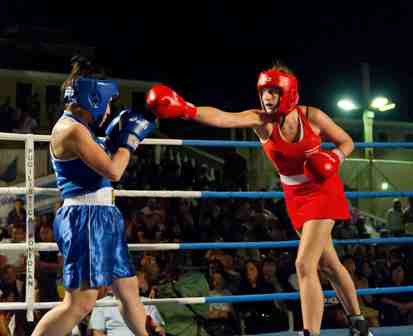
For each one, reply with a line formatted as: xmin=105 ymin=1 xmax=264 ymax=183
xmin=2 ymin=1 xmax=413 ymax=120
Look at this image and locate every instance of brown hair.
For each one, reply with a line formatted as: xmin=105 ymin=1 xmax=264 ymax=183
xmin=271 ymin=59 xmax=295 ymax=75
xmin=61 ymin=55 xmax=94 ymax=92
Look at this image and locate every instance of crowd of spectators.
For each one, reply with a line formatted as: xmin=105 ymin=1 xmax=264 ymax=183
xmin=0 ymin=96 xmax=38 ymax=134
xmin=0 ymin=146 xmax=411 ymax=335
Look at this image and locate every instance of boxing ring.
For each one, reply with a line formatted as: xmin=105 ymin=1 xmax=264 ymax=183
xmin=0 ymin=132 xmax=413 ymax=335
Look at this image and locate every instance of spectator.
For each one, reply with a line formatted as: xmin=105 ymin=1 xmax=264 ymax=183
xmin=29 ymin=93 xmax=41 ymax=122
xmin=196 ymin=163 xmax=212 ymax=190
xmin=252 ymin=197 xmax=275 ymax=218
xmin=198 ymin=199 xmax=221 ymax=242
xmin=13 ymin=108 xmax=38 ymax=134
xmin=7 ymin=198 xmax=26 ymax=232
xmin=262 ymin=257 xmax=284 ymax=294
xmin=10 ymin=278 xmax=42 ymax=335
xmin=319 ymin=271 xmax=347 ymax=329
xmin=0 ymin=265 xmax=24 ymax=302
xmin=140 ymin=255 xmax=161 ymax=294
xmin=238 ymin=260 xmax=288 ymax=334
xmin=140 ymin=208 xmax=164 ymax=243
xmin=0 ymin=224 xmax=26 ymax=272
xmin=0 ymin=97 xmax=16 ymax=132
xmin=35 ymin=222 xmax=63 ymax=302
xmin=207 ymin=258 xmax=225 ymax=281
xmin=342 ymin=256 xmax=380 ymax=327
xmin=246 ymin=213 xmax=275 ymax=242
xmin=180 ymin=155 xmax=196 ymax=188
xmin=89 ymin=285 xmax=165 ymax=336
xmin=173 ymin=198 xmax=196 ymax=242
xmin=157 ymin=266 xmax=210 ymax=336
xmin=10 ymin=106 xmax=22 ymax=133
xmin=207 ymin=270 xmax=239 ymax=335
xmin=0 ymin=289 xmax=17 ymax=335
xmin=403 ymin=197 xmax=413 ymax=234
xmin=379 ymin=263 xmax=413 ymax=326
xmin=267 ymin=216 xmax=287 ymax=243
xmin=160 ymin=149 xmax=180 ymax=189
xmin=215 ymin=254 xmax=241 ymax=293
xmin=386 ymin=198 xmax=404 ymax=235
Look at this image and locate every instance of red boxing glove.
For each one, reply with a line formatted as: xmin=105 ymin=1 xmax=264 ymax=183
xmin=304 ymin=149 xmax=344 ymax=180
xmin=146 ymin=84 xmax=197 ymax=120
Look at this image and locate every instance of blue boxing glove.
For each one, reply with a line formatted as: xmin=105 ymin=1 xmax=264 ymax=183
xmin=105 ymin=109 xmax=156 ymax=153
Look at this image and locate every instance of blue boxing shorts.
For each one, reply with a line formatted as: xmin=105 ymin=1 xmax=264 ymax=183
xmin=53 ymin=188 xmax=135 ymax=289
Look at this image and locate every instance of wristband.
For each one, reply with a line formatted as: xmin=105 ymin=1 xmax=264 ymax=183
xmin=332 ymin=148 xmax=346 ymax=163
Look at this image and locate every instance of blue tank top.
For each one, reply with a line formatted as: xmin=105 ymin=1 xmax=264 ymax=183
xmin=51 ymin=112 xmax=111 ymax=199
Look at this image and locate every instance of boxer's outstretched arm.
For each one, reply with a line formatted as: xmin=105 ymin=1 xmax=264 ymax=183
xmin=195 ymin=106 xmax=268 ymax=128
xmin=146 ymin=84 xmax=270 ymax=128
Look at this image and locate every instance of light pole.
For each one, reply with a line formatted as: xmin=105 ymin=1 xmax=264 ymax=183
xmin=362 ymin=63 xmax=374 ymax=161
xmin=337 ymin=63 xmax=396 ymax=214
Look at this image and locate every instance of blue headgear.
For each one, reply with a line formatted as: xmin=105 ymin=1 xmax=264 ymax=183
xmin=64 ymin=77 xmax=119 ymax=123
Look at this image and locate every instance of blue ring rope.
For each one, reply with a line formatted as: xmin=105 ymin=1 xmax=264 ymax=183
xmin=204 ymin=286 xmax=413 ymax=304
xmin=182 ymin=140 xmax=413 ymax=149
xmin=201 ymin=191 xmax=413 ymax=199
xmin=179 ymin=237 xmax=413 ymax=250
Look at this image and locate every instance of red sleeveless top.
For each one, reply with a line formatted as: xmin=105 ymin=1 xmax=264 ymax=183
xmin=261 ymin=106 xmax=320 ymax=177
xmin=260 ymin=107 xmax=350 ymax=230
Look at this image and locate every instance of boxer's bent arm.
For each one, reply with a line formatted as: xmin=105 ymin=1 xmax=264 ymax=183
xmin=195 ymin=107 xmax=268 ymax=128
xmin=68 ymin=125 xmax=130 ymax=181
xmin=308 ymin=106 xmax=354 ymax=157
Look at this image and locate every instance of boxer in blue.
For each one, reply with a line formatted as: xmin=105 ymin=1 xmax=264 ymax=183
xmin=32 ymin=57 xmax=155 ymax=336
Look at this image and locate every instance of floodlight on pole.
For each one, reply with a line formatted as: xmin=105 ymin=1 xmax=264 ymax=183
xmin=337 ymin=99 xmax=357 ymax=111
xmin=370 ymin=97 xmax=389 ymax=109
xmin=378 ymin=103 xmax=396 ymax=112
xmin=370 ymin=96 xmax=396 ymax=112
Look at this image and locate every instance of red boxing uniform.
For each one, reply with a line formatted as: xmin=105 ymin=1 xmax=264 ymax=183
xmin=261 ymin=107 xmax=350 ymax=231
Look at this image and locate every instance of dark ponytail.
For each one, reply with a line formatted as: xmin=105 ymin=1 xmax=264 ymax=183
xmin=271 ymin=59 xmax=295 ymax=76
xmin=61 ymin=55 xmax=94 ymax=92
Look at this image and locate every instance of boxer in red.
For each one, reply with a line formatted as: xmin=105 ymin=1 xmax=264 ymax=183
xmin=145 ymin=63 xmax=374 ymax=336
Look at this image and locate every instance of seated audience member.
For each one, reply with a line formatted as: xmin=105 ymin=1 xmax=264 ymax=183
xmin=157 ymin=265 xmax=210 ymax=336
xmin=36 ymin=222 xmax=63 ymax=302
xmin=207 ymin=270 xmax=239 ymax=335
xmin=0 ymin=225 xmax=26 ymax=273
xmin=237 ymin=260 xmax=288 ymax=334
xmin=214 ymin=253 xmax=241 ymax=293
xmin=89 ymin=285 xmax=165 ymax=336
xmin=379 ymin=263 xmax=413 ymax=326
xmin=319 ymin=271 xmax=347 ymax=329
xmin=342 ymin=256 xmax=380 ymax=327
xmin=6 ymin=198 xmax=26 ymax=235
xmin=262 ymin=257 xmax=288 ymax=312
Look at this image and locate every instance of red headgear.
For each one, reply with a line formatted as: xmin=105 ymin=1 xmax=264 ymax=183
xmin=257 ymin=69 xmax=299 ymax=116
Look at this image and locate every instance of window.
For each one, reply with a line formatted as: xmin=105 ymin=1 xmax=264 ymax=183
xmin=46 ymin=85 xmax=61 ymax=123
xmin=16 ymin=82 xmax=32 ymax=110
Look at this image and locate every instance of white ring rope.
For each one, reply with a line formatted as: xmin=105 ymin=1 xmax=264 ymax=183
xmin=0 ymin=243 xmax=181 ymax=252
xmin=0 ymin=188 xmax=202 ymax=198
xmin=1 ymin=131 xmax=412 ymax=319
xmin=0 ymin=297 xmax=206 ymax=311
xmin=0 ymin=132 xmax=184 ymax=146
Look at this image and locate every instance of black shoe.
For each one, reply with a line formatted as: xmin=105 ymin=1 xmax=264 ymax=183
xmin=349 ymin=319 xmax=374 ymax=336
xmin=299 ymin=330 xmax=319 ymax=336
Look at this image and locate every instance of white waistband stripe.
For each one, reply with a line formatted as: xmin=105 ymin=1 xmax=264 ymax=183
xmin=63 ymin=187 xmax=114 ymax=206
xmin=280 ymin=174 xmax=309 ymax=185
